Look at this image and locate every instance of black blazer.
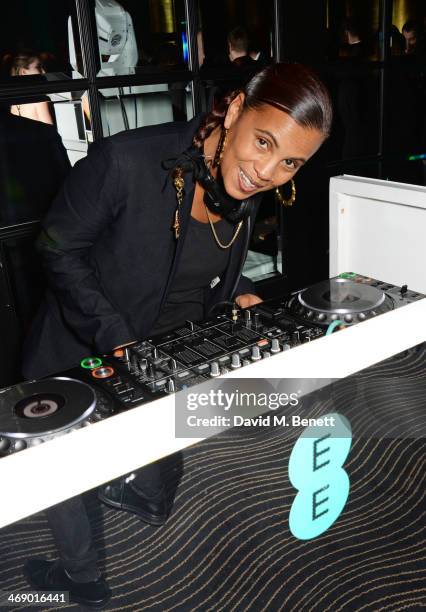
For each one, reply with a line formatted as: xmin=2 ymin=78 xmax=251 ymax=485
xmin=23 ymin=116 xmax=260 ymax=379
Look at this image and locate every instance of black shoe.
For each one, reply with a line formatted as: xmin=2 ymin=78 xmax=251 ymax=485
xmin=23 ymin=559 xmax=111 ymax=609
xmin=98 ymin=478 xmax=168 ymax=526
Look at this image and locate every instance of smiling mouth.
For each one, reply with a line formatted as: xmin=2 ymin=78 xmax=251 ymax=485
xmin=238 ymin=168 xmax=263 ymax=191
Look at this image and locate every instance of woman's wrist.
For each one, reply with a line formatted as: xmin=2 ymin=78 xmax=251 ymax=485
xmin=112 ymin=341 xmax=137 ymax=356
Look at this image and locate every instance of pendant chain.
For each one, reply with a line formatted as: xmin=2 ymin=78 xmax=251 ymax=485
xmin=203 ymin=203 xmax=243 ymax=249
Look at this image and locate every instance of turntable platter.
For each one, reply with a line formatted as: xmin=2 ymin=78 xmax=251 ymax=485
xmin=299 ymin=278 xmax=385 ymax=315
xmin=0 ymin=377 xmax=96 ymax=439
xmin=286 ymin=277 xmax=395 ymax=325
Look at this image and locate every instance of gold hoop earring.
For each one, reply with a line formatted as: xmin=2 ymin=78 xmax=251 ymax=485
xmin=213 ymin=127 xmax=228 ymax=167
xmin=275 ymin=179 xmax=296 ymax=207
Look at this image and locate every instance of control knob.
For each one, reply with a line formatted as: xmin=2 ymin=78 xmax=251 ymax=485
xmin=0 ymin=437 xmax=10 ymax=452
xmin=231 ymin=353 xmax=242 ymax=368
xmin=251 ymin=345 xmax=261 ymax=361
xmin=210 ymin=362 xmax=220 ymax=377
xmin=166 ymin=379 xmax=176 ymax=393
xmin=270 ymin=339 xmax=281 ymax=353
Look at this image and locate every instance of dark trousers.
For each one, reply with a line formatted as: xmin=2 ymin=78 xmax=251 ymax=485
xmin=45 ymin=462 xmax=163 ymax=582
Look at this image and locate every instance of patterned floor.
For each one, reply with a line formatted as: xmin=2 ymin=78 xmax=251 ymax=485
xmin=0 ymin=346 xmax=425 ymax=611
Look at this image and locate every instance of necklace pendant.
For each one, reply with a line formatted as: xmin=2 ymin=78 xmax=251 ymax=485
xmin=173 ymin=211 xmax=180 ymax=239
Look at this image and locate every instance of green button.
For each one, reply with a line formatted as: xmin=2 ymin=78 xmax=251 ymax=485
xmin=80 ymin=356 xmax=103 ymax=369
xmin=339 ymin=272 xmax=356 ymax=279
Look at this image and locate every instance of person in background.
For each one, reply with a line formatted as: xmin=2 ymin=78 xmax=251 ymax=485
xmin=247 ymin=26 xmax=270 ymax=67
xmin=0 ymin=104 xmax=70 ymax=226
xmin=227 ymin=26 xmax=256 ymax=68
xmin=339 ymin=17 xmax=369 ymax=60
xmin=3 ymin=51 xmax=54 ymax=125
xmin=204 ymin=26 xmax=258 ymax=112
xmin=402 ymin=20 xmax=425 ymax=56
xmin=197 ymin=29 xmax=206 ymax=67
xmin=390 ymin=25 xmax=406 ymax=56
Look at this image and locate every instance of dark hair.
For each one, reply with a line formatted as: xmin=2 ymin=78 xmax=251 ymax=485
xmin=2 ymin=51 xmax=44 ymax=76
xmin=193 ymin=63 xmax=333 ymax=148
xmin=402 ymin=20 xmax=420 ymax=35
xmin=228 ymin=26 xmax=249 ymax=54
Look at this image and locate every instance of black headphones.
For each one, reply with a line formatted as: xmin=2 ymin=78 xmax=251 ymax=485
xmin=172 ymin=146 xmax=253 ymax=223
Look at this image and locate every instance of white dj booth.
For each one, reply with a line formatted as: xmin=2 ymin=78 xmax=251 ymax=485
xmin=1 ymin=175 xmax=426 ymax=528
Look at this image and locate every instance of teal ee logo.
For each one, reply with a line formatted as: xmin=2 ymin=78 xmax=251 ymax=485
xmin=288 ymin=413 xmax=352 ymax=540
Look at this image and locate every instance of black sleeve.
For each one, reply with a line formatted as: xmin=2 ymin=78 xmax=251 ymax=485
xmin=233 ymin=201 xmax=261 ymax=298
xmin=37 ymin=139 xmax=136 ymax=354
xmin=234 ymin=274 xmax=257 ymax=296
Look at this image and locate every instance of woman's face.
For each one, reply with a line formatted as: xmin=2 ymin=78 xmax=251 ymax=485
xmin=220 ymin=94 xmax=326 ymax=200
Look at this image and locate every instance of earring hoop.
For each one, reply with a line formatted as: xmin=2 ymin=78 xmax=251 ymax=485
xmin=275 ymin=179 xmax=296 ymax=207
xmin=213 ymin=127 xmax=228 ymax=167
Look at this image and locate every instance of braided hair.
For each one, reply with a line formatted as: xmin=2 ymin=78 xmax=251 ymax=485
xmin=192 ymin=89 xmax=241 ymax=150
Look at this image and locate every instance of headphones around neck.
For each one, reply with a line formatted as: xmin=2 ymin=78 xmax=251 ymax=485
xmin=175 ymin=146 xmax=253 ymax=223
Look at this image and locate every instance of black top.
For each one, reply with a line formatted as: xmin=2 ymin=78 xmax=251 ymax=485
xmin=151 ymin=215 xmax=234 ymax=335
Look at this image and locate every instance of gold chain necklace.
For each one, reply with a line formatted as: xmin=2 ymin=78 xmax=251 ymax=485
xmin=172 ymin=163 xmax=243 ymax=248
xmin=203 ymin=202 xmax=243 ymax=249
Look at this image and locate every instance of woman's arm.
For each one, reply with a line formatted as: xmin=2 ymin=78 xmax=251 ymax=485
xmin=37 ymin=139 xmax=136 ymax=354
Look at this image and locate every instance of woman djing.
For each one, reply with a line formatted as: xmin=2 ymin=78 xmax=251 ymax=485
xmin=22 ymin=63 xmax=332 ymax=607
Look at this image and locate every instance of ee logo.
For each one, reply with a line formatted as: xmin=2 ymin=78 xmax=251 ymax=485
xmin=288 ymin=413 xmax=352 ymax=540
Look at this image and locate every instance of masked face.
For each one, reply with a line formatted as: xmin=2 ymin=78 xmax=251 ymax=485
xmin=219 ymin=94 xmax=325 ymax=200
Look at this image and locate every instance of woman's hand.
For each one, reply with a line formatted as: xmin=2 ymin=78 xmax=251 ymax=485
xmin=112 ymin=341 xmax=137 ymax=357
xmin=235 ymin=293 xmax=263 ymax=309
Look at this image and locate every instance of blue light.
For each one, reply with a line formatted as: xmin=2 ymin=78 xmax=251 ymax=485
xmin=182 ymin=32 xmax=189 ymax=63
xmin=408 ymin=153 xmax=426 ymax=161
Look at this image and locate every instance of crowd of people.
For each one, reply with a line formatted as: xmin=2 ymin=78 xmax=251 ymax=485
xmin=334 ymin=17 xmax=426 ymax=60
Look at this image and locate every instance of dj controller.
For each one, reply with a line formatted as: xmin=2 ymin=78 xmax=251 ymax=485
xmin=0 ymin=273 xmax=424 ymax=457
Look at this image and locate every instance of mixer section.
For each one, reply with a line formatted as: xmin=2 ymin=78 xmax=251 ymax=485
xmin=73 ymin=309 xmax=324 ymax=409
